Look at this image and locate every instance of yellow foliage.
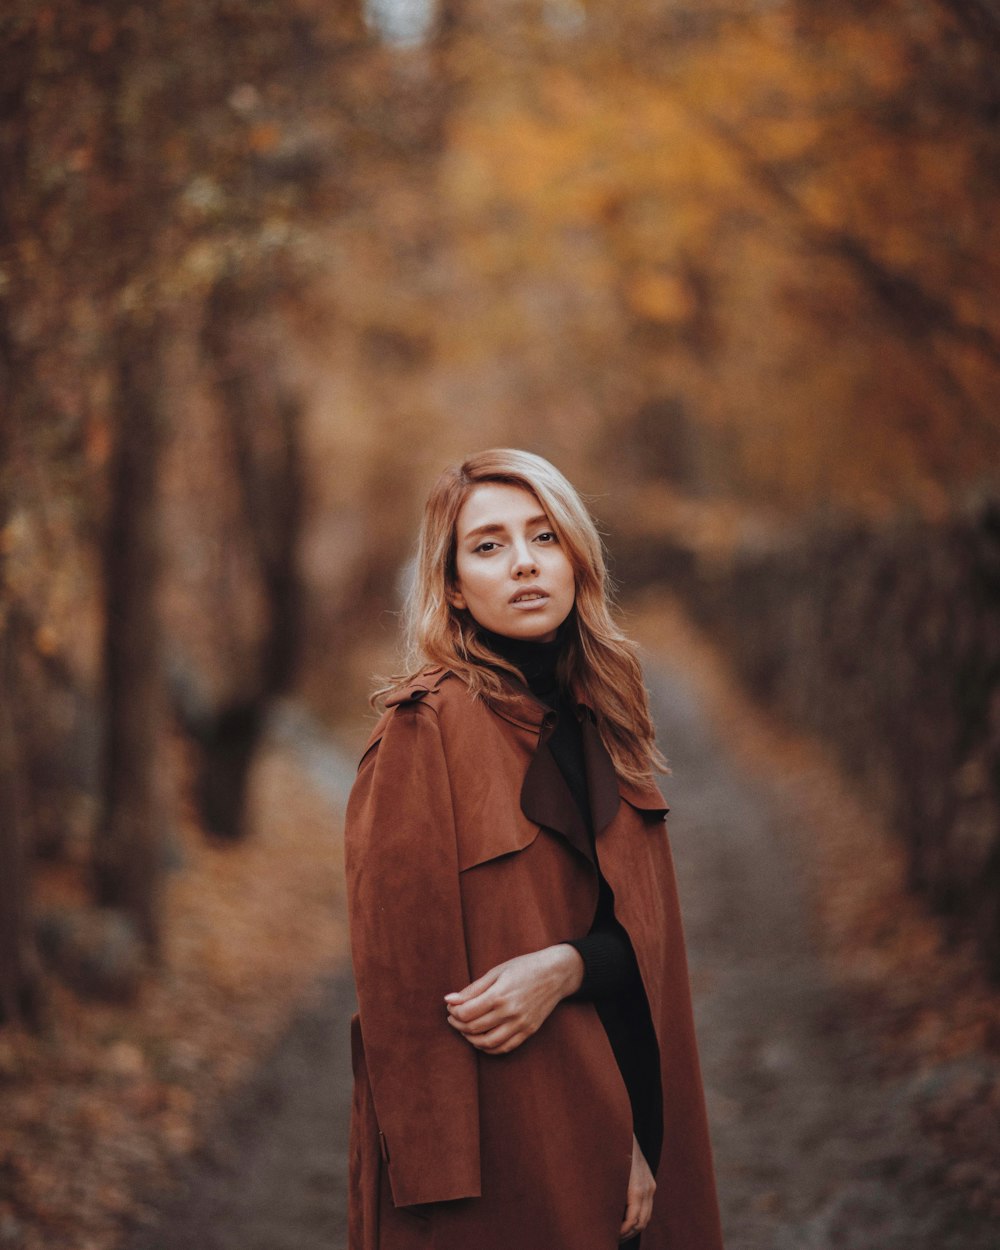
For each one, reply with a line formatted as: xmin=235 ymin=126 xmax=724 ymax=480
xmin=625 ymin=270 xmax=695 ymax=324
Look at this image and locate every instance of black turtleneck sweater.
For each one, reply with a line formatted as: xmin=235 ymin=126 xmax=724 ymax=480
xmin=476 ymin=625 xmax=664 ymax=1171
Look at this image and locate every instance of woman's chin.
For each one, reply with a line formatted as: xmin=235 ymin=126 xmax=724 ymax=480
xmin=495 ymin=619 xmax=559 ymax=643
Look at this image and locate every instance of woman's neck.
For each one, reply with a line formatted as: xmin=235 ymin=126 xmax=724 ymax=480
xmin=475 ymin=623 xmax=568 ymax=703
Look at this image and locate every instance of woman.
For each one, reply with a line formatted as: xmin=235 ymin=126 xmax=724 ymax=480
xmin=345 ymin=449 xmax=723 ymax=1250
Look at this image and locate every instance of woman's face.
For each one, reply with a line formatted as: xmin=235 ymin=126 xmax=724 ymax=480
xmin=450 ymin=482 xmax=576 ymax=643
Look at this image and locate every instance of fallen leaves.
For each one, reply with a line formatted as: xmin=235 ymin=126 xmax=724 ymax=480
xmin=1 ymin=725 xmax=348 ymax=1250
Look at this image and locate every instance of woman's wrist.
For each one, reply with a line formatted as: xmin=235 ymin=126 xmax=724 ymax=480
xmin=550 ymin=943 xmax=585 ymax=997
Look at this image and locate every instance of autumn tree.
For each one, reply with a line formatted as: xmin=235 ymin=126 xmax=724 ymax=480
xmin=0 ymin=0 xmax=359 ymax=1004
xmin=181 ymin=272 xmax=306 ymax=841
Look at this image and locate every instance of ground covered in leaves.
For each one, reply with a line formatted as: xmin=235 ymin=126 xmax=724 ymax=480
xmin=0 ymin=711 xmax=348 ymax=1250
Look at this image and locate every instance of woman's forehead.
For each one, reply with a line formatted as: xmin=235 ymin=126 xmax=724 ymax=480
xmin=455 ymin=482 xmax=547 ymax=537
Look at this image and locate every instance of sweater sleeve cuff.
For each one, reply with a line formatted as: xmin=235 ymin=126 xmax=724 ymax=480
xmin=564 ymin=928 xmax=639 ymax=1000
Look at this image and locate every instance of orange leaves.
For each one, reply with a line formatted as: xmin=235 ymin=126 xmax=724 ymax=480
xmin=625 ymin=270 xmax=696 ymax=326
xmin=33 ymin=624 xmax=59 ymax=658
xmin=5 ymin=724 xmax=348 ymax=1249
xmin=247 ymin=121 xmax=282 ymax=154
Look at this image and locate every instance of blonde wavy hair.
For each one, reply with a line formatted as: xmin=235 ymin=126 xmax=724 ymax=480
xmin=376 ymin=448 xmax=668 ymax=785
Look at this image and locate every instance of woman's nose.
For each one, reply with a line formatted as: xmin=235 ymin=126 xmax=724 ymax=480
xmin=511 ymin=542 xmax=538 ymax=578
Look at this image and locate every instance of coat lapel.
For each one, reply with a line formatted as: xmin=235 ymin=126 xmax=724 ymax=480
xmin=482 ymin=675 xmax=594 ymax=863
xmin=488 ymin=675 xmax=666 ymax=860
xmin=519 ymin=723 xmax=595 ymax=863
xmin=579 ymin=712 xmax=621 ymax=836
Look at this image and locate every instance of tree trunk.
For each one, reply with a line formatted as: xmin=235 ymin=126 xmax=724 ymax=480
xmin=0 ymin=145 xmax=43 ymax=1020
xmin=91 ymin=314 xmax=168 ymax=957
xmin=0 ymin=625 xmax=44 ymax=1028
xmin=185 ymin=277 xmax=303 ymax=841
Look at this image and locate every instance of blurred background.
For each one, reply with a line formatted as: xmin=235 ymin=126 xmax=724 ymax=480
xmin=1 ymin=0 xmax=999 ymax=1247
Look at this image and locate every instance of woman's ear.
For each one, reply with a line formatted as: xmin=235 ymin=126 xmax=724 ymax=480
xmin=447 ymin=586 xmax=467 ymax=611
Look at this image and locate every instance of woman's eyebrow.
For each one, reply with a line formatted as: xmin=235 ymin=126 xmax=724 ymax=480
xmin=463 ymin=514 xmax=550 ymax=541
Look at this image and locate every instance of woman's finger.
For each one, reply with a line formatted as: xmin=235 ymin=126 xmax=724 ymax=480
xmin=620 ymin=1177 xmax=646 ymax=1237
xmin=619 ymin=1208 xmax=646 ymax=1241
xmin=458 ymin=1021 xmax=529 ymax=1053
xmin=619 ymin=1194 xmax=641 ymax=1241
xmin=463 ymin=1022 xmax=515 ymax=1050
xmin=446 ymin=1004 xmax=506 ymax=1034
xmin=443 ymin=966 xmax=500 ymax=1005
xmin=445 ymin=983 xmax=505 ymax=1023
xmin=620 ymin=1137 xmax=655 ymax=1241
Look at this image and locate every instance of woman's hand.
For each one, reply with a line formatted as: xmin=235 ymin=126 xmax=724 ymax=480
xmin=619 ymin=1134 xmax=656 ymax=1242
xmin=444 ymin=944 xmax=584 ymax=1054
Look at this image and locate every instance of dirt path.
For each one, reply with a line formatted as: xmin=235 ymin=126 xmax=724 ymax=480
xmin=645 ymin=657 xmax=997 ymax=1249
xmin=125 ymin=651 xmax=999 ymax=1250
xmin=124 ymin=971 xmax=355 ymax=1250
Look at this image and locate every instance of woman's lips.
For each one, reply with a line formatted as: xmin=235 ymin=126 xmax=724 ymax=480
xmin=510 ymin=590 xmax=549 ymax=608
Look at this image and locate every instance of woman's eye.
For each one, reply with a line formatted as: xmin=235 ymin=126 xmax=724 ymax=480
xmin=474 ymin=541 xmax=498 ymax=553
xmin=535 ymin=531 xmax=558 ymax=544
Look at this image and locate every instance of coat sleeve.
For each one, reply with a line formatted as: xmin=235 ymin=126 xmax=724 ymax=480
xmin=344 ymin=699 xmax=481 ymax=1207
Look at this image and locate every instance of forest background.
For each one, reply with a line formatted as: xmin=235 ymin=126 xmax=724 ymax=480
xmin=1 ymin=0 xmax=999 ymax=1246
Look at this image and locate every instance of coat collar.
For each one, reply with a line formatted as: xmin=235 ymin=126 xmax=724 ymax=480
xmin=383 ymin=666 xmax=670 ymax=837
xmin=580 ymin=712 xmax=624 ymax=834
xmin=516 ymin=705 xmax=634 ymax=863
xmin=487 ymin=668 xmax=670 ymax=814
xmin=519 ymin=725 xmax=595 ymax=862
xmin=482 ymin=681 xmax=549 ymax=732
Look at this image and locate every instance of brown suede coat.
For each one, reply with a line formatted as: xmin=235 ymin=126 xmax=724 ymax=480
xmin=345 ymin=667 xmax=723 ymax=1250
